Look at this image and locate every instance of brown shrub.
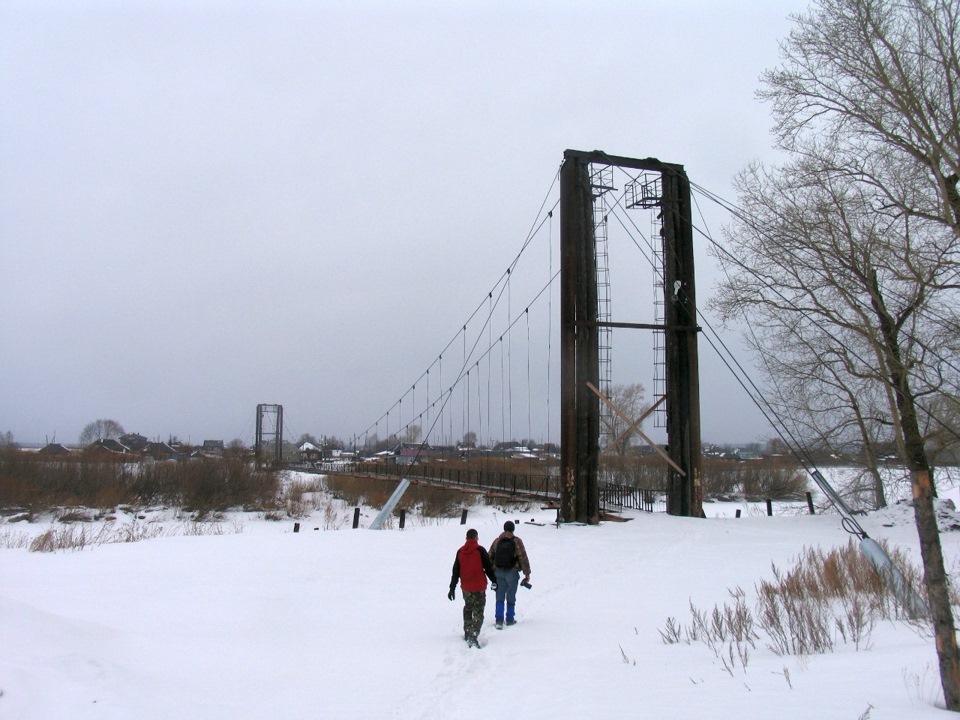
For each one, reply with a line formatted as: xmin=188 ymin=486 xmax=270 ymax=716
xmin=323 ymin=474 xmax=398 ymax=508
xmin=663 ymin=539 xmax=931 ymax=662
xmin=404 ymin=483 xmax=475 ymax=517
xmin=0 ymin=449 xmax=280 ymax=516
xmin=599 ymin=456 xmax=669 ymax=489
xmin=699 ymin=457 xmax=807 ymax=501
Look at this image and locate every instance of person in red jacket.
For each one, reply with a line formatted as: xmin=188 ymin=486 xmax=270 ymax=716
xmin=448 ymin=528 xmax=497 ymax=648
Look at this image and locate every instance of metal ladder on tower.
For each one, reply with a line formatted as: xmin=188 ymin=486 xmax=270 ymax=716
xmin=590 ymin=164 xmax=615 ymax=448
xmin=626 ymin=173 xmax=667 ymax=428
xmin=651 ymin=211 xmax=666 ymax=428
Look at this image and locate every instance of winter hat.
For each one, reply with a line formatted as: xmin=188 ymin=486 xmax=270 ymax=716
xmin=504 ymin=520 xmax=515 ymax=532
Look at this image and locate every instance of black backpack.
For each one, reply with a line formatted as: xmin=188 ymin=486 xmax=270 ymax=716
xmin=494 ymin=536 xmax=516 ymax=569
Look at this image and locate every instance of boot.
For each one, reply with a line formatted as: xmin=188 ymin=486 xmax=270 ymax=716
xmin=495 ymin=600 xmax=504 ymax=626
xmin=506 ymin=603 xmax=516 ymax=626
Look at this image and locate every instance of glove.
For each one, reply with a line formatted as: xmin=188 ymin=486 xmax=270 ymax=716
xmin=491 ymin=581 xmax=498 ymax=591
xmin=447 ymin=587 xmax=456 ymax=601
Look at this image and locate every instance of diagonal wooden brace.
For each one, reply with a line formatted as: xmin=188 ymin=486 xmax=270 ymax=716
xmin=587 ymin=382 xmax=685 ymax=477
xmin=603 ymin=394 xmax=667 ymax=455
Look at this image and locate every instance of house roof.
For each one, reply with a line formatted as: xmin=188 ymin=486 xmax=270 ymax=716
xmin=84 ymin=438 xmax=130 ymax=454
xmin=119 ymin=433 xmax=149 ymax=451
xmin=143 ymin=441 xmax=180 ymax=459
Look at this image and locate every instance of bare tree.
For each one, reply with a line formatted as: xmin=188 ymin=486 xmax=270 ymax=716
xmin=322 ymin=436 xmax=345 ymax=450
xmin=79 ymin=418 xmax=125 ymax=445
xmin=599 ymin=383 xmax=648 ymax=456
xmin=926 ymin=394 xmax=960 ymax=465
xmin=717 ymin=156 xmax=960 ymax=710
xmin=760 ymin=0 xmax=960 ymax=235
xmin=759 ymin=324 xmax=894 ymax=508
xmin=718 ymin=0 xmax=960 ymax=708
xmin=402 ymin=424 xmax=421 ymax=444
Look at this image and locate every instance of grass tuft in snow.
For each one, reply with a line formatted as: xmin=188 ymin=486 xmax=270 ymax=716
xmin=0 ymin=528 xmax=31 ymax=549
xmin=664 ymin=588 xmax=758 ymax=674
xmin=662 ymin=540 xmax=936 ymax=669
xmin=25 ymin=520 xmax=243 ymax=552
xmin=281 ymin=476 xmax=326 ymax=518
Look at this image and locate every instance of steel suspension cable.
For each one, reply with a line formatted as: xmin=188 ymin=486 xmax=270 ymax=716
xmin=351 ymin=169 xmax=561 ymax=446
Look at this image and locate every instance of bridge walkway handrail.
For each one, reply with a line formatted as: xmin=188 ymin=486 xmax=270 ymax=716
xmin=292 ymin=461 xmax=665 ymax=512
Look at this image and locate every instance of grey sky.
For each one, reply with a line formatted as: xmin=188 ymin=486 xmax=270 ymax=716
xmin=1 ymin=0 xmax=809 ymax=448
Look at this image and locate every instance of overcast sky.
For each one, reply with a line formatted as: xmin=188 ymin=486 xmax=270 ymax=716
xmin=1 ymin=0 xmax=811 ymax=448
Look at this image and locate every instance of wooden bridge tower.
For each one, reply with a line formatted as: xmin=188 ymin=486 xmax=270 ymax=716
xmin=559 ymin=149 xmax=702 ymax=522
xmin=255 ymin=403 xmax=283 ymax=468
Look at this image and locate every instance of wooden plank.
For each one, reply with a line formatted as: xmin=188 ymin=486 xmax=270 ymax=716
xmin=563 ymin=149 xmax=683 ymax=174
xmin=587 ymin=381 xmax=685 ymax=476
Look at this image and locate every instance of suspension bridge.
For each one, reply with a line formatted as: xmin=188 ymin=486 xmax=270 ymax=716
xmin=258 ymin=149 xmax=763 ymax=523
xmin=259 ymin=148 xmax=939 ymax=624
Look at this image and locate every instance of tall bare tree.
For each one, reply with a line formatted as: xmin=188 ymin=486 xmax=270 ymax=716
xmin=402 ymin=424 xmax=422 ymax=444
xmin=761 ymin=0 xmax=960 ymax=235
xmin=718 ymin=0 xmax=960 ymax=709
xmin=599 ymin=383 xmax=648 ymax=456
xmin=927 ymin=395 xmax=960 ymax=464
xmin=79 ymin=418 xmax=125 ymax=445
xmin=748 ymin=304 xmax=893 ymax=509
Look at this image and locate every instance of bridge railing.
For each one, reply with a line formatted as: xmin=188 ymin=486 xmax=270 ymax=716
xmin=298 ymin=460 xmax=665 ymax=513
xmin=348 ymin=461 xmax=560 ymax=501
xmin=599 ymin=483 xmax=666 ymax=513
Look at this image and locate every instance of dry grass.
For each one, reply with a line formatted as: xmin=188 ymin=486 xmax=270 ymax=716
xmin=0 ymin=528 xmax=31 ymax=549
xmin=323 ymin=474 xmax=397 ymax=508
xmin=660 ymin=588 xmax=758 ymax=675
xmin=282 ymin=476 xmax=326 ymax=518
xmin=322 ymin=474 xmax=485 ymax=519
xmin=405 ymin=483 xmax=475 ymax=517
xmin=661 ymin=540 xmax=934 ymax=670
xmin=25 ymin=519 xmax=243 ymax=553
xmin=597 ymin=455 xmax=809 ymax=502
xmin=740 ymin=465 xmax=809 ymax=501
xmin=0 ymin=448 xmax=280 ymax=517
xmin=275 ymin=475 xmax=357 ymax=528
xmin=0 ymin=470 xmax=492 ymax=550
xmin=599 ymin=457 xmax=669 ymax=490
xmin=701 ymin=457 xmax=808 ymax=501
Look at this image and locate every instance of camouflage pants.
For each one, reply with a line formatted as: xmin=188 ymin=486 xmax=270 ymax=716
xmin=462 ymin=590 xmax=486 ymax=639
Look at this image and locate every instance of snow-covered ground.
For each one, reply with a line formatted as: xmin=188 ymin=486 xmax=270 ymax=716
xmin=2 ymin=471 xmax=960 ymax=719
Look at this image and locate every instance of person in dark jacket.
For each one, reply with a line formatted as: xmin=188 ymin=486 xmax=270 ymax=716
xmin=448 ymin=528 xmax=496 ymax=648
xmin=488 ymin=520 xmax=532 ymax=628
